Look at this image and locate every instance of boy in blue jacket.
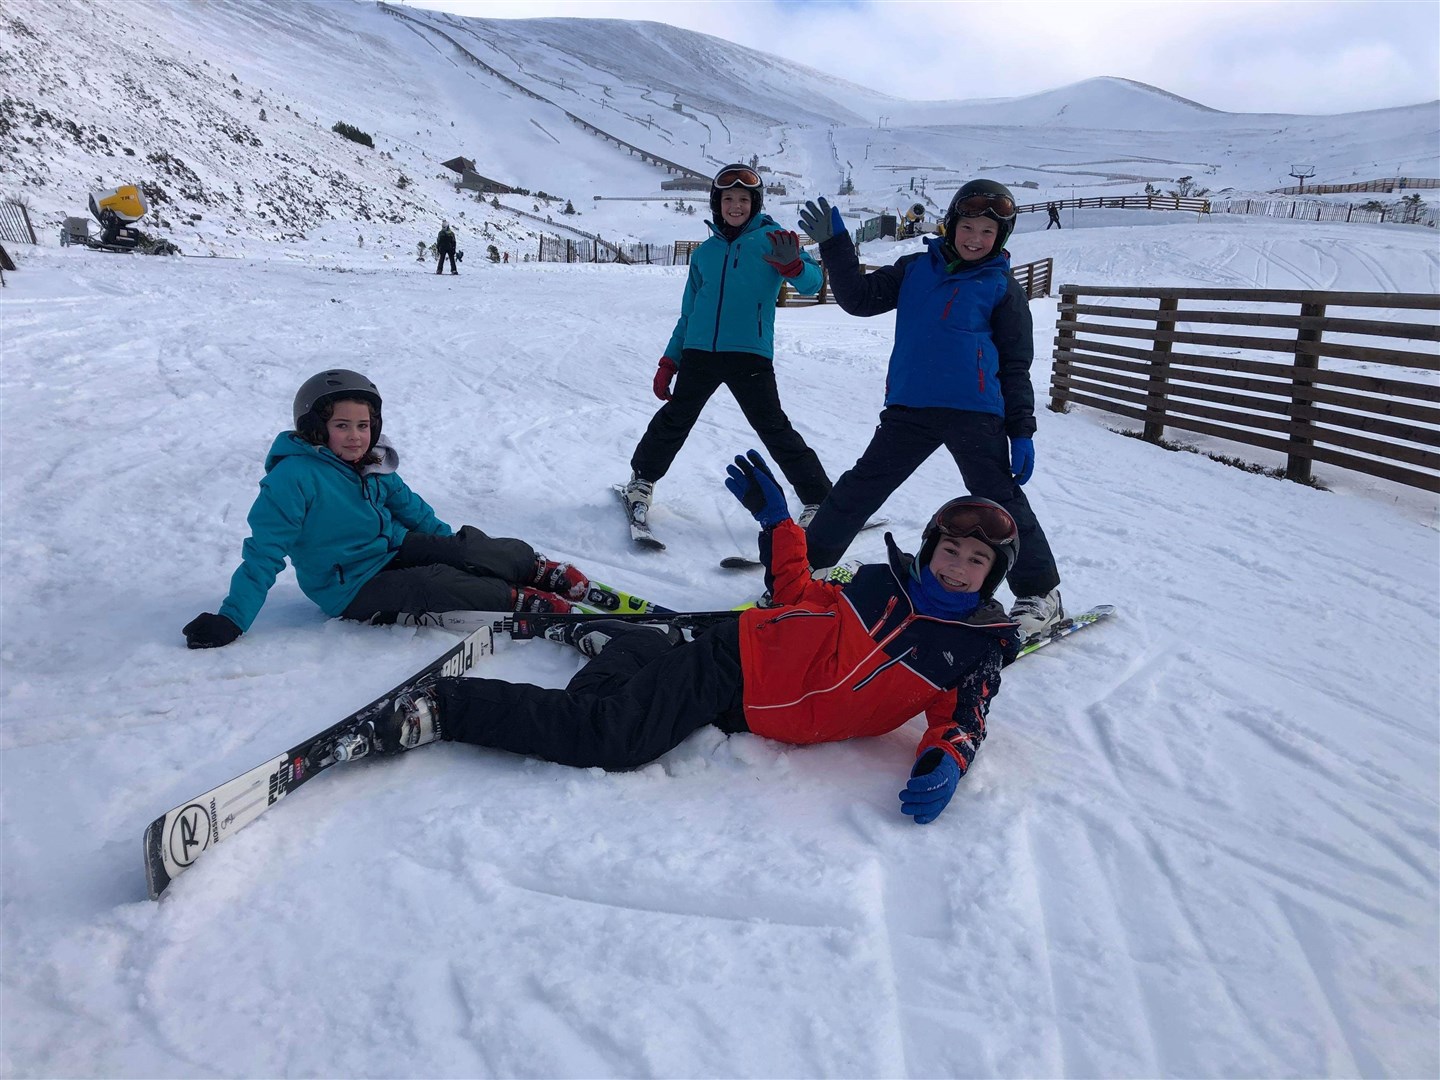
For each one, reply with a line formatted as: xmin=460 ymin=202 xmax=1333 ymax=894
xmin=621 ymin=163 xmax=833 ymax=530
xmin=181 ymin=370 xmax=588 ymax=648
xmin=795 ymin=179 xmax=1064 ymax=639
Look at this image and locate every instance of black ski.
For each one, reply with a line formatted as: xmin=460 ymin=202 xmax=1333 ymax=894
xmin=720 ymin=518 xmax=891 ymax=569
xmin=499 ymin=608 xmax=743 ymax=641
xmin=143 ymin=625 xmax=493 ymax=900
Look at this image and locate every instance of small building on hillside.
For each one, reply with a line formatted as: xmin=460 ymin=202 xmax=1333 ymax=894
xmin=442 ymin=156 xmax=514 ymax=194
xmin=661 ymin=176 xmax=710 ymax=192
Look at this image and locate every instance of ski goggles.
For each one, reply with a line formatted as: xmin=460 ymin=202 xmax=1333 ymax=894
xmin=713 ymin=166 xmax=762 ymax=190
xmin=929 ymin=499 xmax=1018 ymax=546
xmin=952 ymin=192 xmax=1017 ymax=222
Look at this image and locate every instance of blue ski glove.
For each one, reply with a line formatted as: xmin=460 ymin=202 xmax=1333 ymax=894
xmin=899 ymin=749 xmax=961 ymax=824
xmin=1009 ymin=437 xmax=1035 ymax=486
xmin=797 ymin=197 xmax=846 ymax=245
xmin=725 ymin=449 xmax=790 ymax=527
xmin=184 ymin=612 xmax=242 ymax=649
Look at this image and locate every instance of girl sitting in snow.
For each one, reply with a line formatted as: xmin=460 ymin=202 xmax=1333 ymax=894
xmin=182 ymin=369 xmax=587 ymax=649
xmin=362 ymin=450 xmax=1023 ymax=826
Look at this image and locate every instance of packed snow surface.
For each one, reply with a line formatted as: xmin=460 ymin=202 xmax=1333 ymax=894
xmin=1 ymin=215 xmax=1436 ymax=1078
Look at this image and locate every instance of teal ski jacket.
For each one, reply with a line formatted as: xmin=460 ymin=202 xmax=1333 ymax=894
xmin=218 ymin=433 xmax=451 ymax=631
xmin=664 ymin=212 xmax=823 ymax=362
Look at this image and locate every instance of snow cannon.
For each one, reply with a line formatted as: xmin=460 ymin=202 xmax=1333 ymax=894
xmin=87 ymin=184 xmax=149 ymax=250
xmin=900 ymin=202 xmax=932 ymax=239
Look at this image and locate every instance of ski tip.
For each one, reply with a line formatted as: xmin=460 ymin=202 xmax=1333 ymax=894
xmin=720 ymin=556 xmax=761 ymax=569
xmin=143 ymin=816 xmax=171 ymax=901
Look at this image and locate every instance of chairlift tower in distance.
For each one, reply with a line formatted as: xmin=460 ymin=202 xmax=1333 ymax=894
xmin=1289 ymin=165 xmax=1316 ymax=193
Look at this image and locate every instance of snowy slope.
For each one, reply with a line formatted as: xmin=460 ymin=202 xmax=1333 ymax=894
xmin=1 ymin=216 xmax=1436 ymax=1078
xmin=2 ymin=0 xmax=1436 ymax=255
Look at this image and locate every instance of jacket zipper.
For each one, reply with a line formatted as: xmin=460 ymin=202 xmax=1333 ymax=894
xmin=711 ymin=239 xmax=735 ymax=352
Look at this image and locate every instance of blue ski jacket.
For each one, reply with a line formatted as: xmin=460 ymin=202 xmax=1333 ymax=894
xmin=819 ymin=233 xmax=1037 ymax=438
xmin=664 ymin=212 xmax=823 ymax=362
xmin=218 ymin=434 xmax=451 ymax=631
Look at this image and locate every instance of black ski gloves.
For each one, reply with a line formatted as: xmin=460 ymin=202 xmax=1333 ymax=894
xmin=184 ymin=612 xmax=242 ymax=649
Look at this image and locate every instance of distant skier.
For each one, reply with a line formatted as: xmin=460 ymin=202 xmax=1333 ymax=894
xmin=620 ymin=163 xmax=833 ymax=535
xmin=436 ymin=222 xmax=458 ymax=275
xmin=361 ymin=449 xmax=1023 ymax=828
xmin=794 ymin=179 xmax=1065 ymax=641
xmin=1046 ymin=203 xmax=1062 ymax=229
xmin=181 ymin=370 xmax=590 ymax=649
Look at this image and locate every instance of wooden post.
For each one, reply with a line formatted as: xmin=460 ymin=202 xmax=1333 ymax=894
xmin=818 ymin=268 xmax=829 ymax=304
xmin=1049 ymin=287 xmax=1078 ymax=413
xmin=1144 ymin=297 xmax=1178 ymax=442
xmin=1286 ymin=301 xmax=1325 ymax=484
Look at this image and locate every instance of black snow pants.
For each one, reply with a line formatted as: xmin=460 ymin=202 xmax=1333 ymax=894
xmin=630 ymin=349 xmax=831 ymax=506
xmin=438 ymin=618 xmax=748 ymax=771
xmin=436 ymin=250 xmax=457 ymax=274
xmin=804 ymin=406 xmax=1060 ymax=598
xmin=340 ymin=526 xmax=536 ymax=620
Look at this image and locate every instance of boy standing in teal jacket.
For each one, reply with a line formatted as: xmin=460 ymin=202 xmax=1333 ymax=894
xmin=621 ymin=164 xmax=833 ymax=531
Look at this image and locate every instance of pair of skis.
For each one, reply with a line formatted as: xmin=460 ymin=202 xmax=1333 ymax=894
xmin=143 ymin=593 xmax=1115 ymax=900
xmin=614 ymin=484 xmax=890 ymax=569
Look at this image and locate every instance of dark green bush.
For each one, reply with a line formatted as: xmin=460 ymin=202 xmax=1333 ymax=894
xmin=332 ymin=121 xmax=373 ymax=148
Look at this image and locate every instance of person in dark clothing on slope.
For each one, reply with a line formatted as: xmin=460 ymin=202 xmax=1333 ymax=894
xmin=181 ymin=370 xmax=590 ymax=649
xmin=620 ymin=163 xmax=833 ymax=534
xmin=794 ymin=179 xmax=1065 ymax=641
xmin=436 ymin=222 xmax=458 ymax=275
xmin=1046 ymin=202 xmax=1062 ymax=229
xmin=361 ymin=450 xmax=1022 ymax=827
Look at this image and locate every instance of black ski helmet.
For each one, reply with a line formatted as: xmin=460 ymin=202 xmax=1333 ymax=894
xmin=710 ymin=163 xmax=764 ymax=224
xmin=293 ymin=369 xmax=382 ymax=449
xmin=943 ymin=178 xmax=1018 ymax=255
xmin=917 ymin=496 xmax=1020 ymax=601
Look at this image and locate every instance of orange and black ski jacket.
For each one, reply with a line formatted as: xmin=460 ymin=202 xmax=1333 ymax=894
xmin=737 ymin=521 xmax=1020 ymax=775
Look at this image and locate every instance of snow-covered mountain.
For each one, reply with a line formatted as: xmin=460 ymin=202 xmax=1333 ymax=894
xmin=2 ymin=0 xmax=1436 ymax=253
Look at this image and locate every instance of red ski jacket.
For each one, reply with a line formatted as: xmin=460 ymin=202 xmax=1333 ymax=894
xmin=737 ymin=521 xmax=1019 ymax=774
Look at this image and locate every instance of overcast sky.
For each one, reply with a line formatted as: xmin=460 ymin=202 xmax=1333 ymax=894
xmin=400 ymin=0 xmax=1439 ymax=115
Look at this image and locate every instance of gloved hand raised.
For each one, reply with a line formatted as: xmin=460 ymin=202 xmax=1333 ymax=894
xmin=762 ymin=230 xmax=804 ymax=278
xmin=1009 ymin=437 xmax=1035 ymax=486
xmin=797 ymin=197 xmax=846 ymax=246
xmin=725 ymin=449 xmax=790 ymax=527
xmin=899 ymin=749 xmax=961 ymax=824
xmin=653 ymin=356 xmax=678 ymax=401
xmin=183 ymin=612 xmax=241 ymax=650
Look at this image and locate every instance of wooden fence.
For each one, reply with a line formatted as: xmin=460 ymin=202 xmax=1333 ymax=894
xmin=1214 ymin=197 xmax=1436 ymax=228
xmin=1017 ymin=195 xmax=1210 ymax=215
xmin=0 ymin=200 xmax=37 ymax=246
xmin=779 ymin=256 xmax=1054 ymax=307
xmin=1271 ymin=177 xmax=1439 ymax=195
xmin=1049 ymin=286 xmax=1440 ymax=490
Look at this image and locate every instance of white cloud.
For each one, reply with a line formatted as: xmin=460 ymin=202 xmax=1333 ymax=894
xmin=400 ymin=0 xmax=1439 ymax=114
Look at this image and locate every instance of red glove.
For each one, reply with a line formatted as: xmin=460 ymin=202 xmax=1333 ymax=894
xmin=653 ymin=356 xmax=678 ymax=401
xmin=763 ymin=230 xmax=804 ymax=278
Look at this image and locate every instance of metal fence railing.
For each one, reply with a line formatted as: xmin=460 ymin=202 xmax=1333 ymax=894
xmin=0 ymin=200 xmax=38 ymax=246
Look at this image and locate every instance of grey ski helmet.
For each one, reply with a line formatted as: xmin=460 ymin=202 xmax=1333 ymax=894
xmin=293 ymin=369 xmax=382 ymax=448
xmin=943 ymin=179 xmax=1018 ymax=255
xmin=917 ymin=496 xmax=1019 ymax=601
xmin=710 ymin=163 xmax=764 ymax=223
